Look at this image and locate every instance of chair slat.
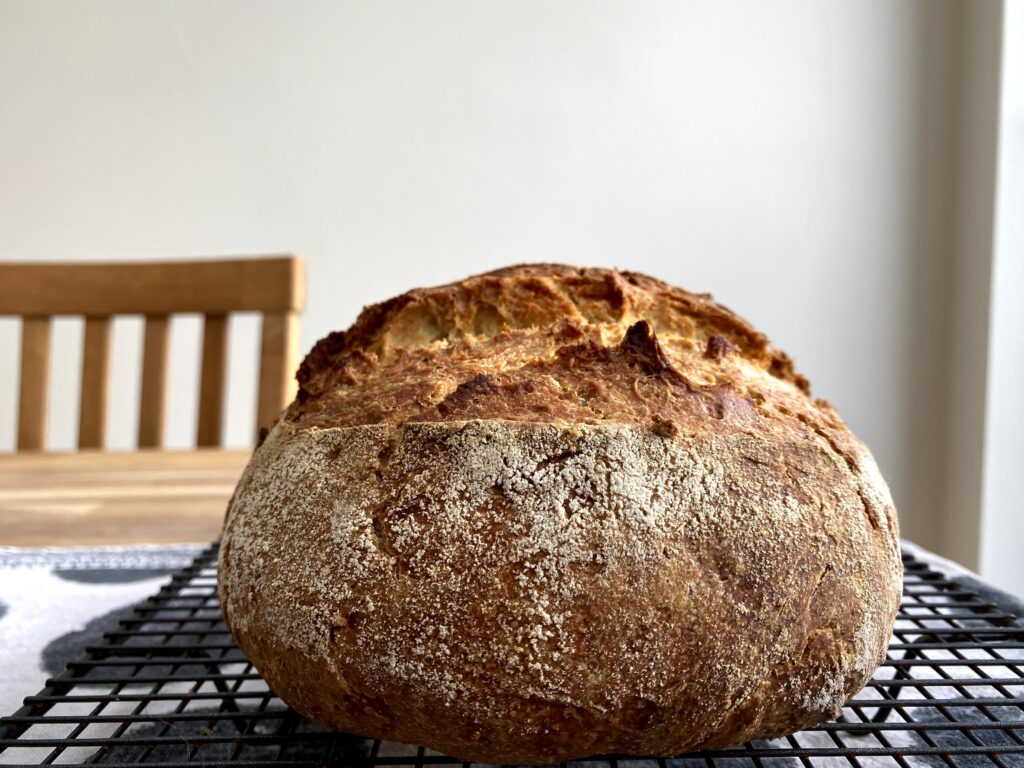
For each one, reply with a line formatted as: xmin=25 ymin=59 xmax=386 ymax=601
xmin=138 ymin=315 xmax=170 ymax=448
xmin=17 ymin=317 xmax=52 ymax=452
xmin=78 ymin=317 xmax=112 ymax=449
xmin=257 ymin=311 xmax=300 ymax=436
xmin=197 ymin=314 xmax=228 ymax=447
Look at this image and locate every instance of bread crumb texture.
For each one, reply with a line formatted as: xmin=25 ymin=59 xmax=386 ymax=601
xmin=219 ymin=264 xmax=902 ymax=764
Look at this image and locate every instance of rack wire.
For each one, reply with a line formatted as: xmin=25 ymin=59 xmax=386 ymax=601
xmin=1 ymin=545 xmax=1022 ymax=768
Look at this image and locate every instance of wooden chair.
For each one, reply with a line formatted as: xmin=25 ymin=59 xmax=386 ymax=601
xmin=0 ymin=255 xmax=305 ymax=451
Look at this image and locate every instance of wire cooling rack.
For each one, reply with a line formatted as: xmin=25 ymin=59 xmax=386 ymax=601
xmin=1 ymin=545 xmax=1022 ymax=768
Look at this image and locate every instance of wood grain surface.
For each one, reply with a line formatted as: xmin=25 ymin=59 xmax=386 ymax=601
xmin=0 ymin=256 xmax=304 ymax=316
xmin=0 ymin=450 xmax=249 ymax=546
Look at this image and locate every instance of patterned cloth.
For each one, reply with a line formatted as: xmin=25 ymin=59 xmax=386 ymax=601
xmin=0 ymin=545 xmax=203 ymax=719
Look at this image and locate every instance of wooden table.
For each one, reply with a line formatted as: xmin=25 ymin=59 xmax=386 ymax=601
xmin=0 ymin=450 xmax=250 ymax=546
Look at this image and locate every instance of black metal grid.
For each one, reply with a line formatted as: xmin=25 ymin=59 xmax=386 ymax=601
xmin=1 ymin=545 xmax=1022 ymax=768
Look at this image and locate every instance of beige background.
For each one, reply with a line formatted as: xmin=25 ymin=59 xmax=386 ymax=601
xmin=0 ymin=1 xmax=1017 ymax=591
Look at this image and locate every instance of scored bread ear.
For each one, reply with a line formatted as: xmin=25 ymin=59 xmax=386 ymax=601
xmin=295 ymin=329 xmax=347 ymax=399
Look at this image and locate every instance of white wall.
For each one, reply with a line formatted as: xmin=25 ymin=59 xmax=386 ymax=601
xmin=0 ymin=2 xmax=966 ymax=557
xmin=945 ymin=1 xmax=1003 ymax=585
xmin=979 ymin=1 xmax=1024 ymax=596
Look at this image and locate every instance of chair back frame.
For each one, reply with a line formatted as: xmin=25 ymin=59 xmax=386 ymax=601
xmin=0 ymin=255 xmax=305 ymax=451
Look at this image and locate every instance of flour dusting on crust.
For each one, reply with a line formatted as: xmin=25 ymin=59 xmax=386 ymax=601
xmin=218 ymin=264 xmax=902 ymax=765
xmin=220 ymin=420 xmax=900 ymax=763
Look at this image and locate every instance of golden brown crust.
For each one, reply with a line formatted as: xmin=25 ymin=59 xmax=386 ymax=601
xmin=290 ymin=264 xmax=809 ymax=432
xmin=219 ymin=263 xmax=902 ymax=764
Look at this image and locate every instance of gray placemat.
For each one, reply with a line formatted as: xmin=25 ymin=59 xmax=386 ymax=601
xmin=0 ymin=544 xmax=205 ymax=719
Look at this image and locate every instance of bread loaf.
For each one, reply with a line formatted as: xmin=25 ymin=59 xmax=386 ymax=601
xmin=218 ymin=264 xmax=901 ymax=764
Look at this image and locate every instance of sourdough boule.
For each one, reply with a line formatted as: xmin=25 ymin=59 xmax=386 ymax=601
xmin=218 ymin=264 xmax=901 ymax=764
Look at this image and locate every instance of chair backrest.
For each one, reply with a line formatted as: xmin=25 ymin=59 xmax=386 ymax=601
xmin=0 ymin=255 xmax=305 ymax=452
